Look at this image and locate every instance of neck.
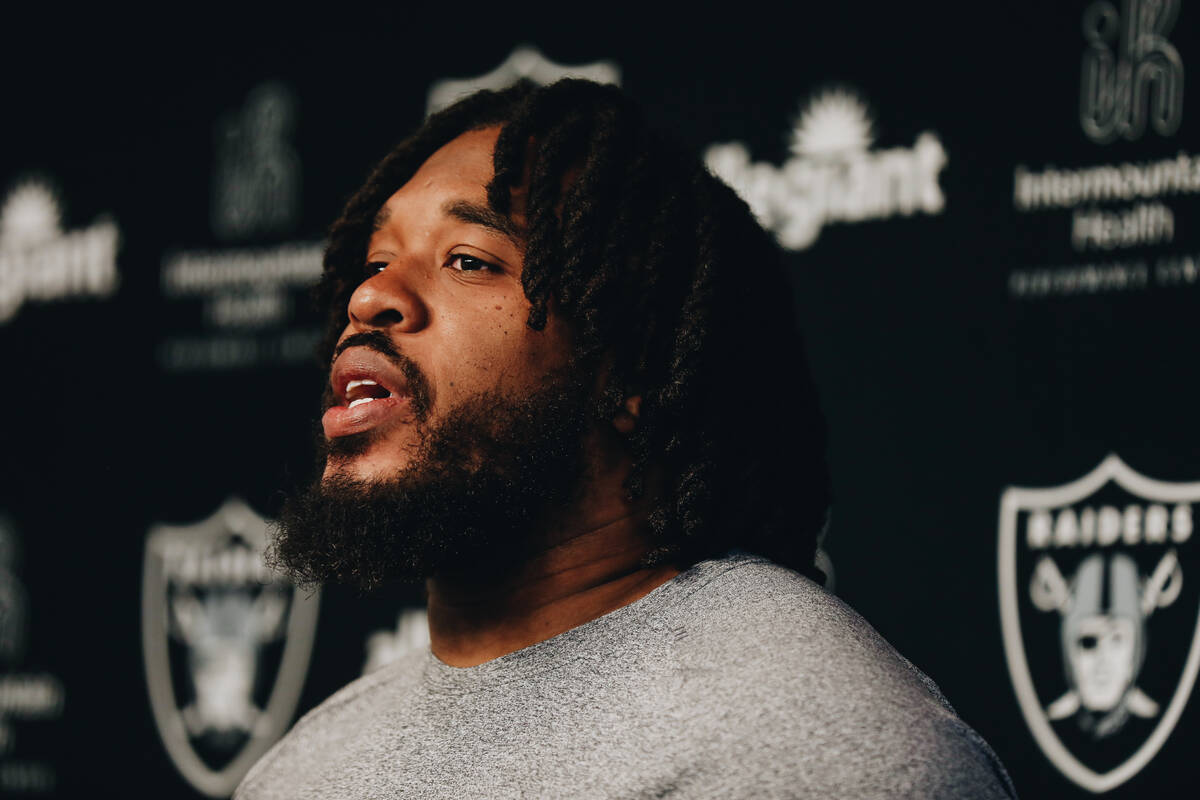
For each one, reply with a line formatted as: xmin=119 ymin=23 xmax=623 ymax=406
xmin=425 ymin=506 xmax=680 ymax=668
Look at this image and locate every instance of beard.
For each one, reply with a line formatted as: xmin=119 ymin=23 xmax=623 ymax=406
xmin=271 ymin=363 xmax=595 ymax=593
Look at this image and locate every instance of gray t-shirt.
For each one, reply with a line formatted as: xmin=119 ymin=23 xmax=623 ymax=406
xmin=237 ymin=552 xmax=1016 ymax=799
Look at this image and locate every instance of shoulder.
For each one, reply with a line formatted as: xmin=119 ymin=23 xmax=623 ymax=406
xmin=669 ymin=554 xmax=948 ymax=713
xmin=672 ymin=554 xmax=940 ymax=684
xmin=234 ymin=649 xmax=427 ymax=799
xmin=678 ymin=554 xmax=946 ymax=692
xmin=666 ymin=554 xmax=1017 ymax=798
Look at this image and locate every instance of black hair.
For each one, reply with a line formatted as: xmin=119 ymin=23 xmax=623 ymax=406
xmin=318 ymin=78 xmax=830 ymax=579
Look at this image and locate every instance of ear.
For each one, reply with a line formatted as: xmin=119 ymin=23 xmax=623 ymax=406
xmin=612 ymin=395 xmax=642 ymax=435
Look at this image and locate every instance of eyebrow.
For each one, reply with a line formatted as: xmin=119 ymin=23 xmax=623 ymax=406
xmin=442 ymin=200 xmax=525 ymax=251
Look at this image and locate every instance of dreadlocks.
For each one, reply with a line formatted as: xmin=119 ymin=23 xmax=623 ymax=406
xmin=317 ymin=78 xmax=830 ymax=579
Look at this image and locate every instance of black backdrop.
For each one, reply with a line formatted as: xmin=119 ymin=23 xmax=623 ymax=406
xmin=2 ymin=5 xmax=1199 ymax=797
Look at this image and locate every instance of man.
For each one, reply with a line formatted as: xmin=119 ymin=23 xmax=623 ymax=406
xmin=237 ymin=79 xmax=1016 ymax=798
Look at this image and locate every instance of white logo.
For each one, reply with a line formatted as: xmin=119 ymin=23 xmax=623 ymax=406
xmin=1009 ymin=2 xmax=1193 ymax=293
xmin=142 ymin=498 xmax=319 ymax=798
xmin=158 ymin=80 xmax=324 ymax=372
xmin=1081 ymin=0 xmax=1183 ymax=144
xmin=704 ymin=88 xmax=947 ymax=251
xmin=212 ymin=82 xmax=301 ymax=241
xmin=426 ymin=45 xmax=621 ymax=116
xmin=363 ymin=608 xmax=431 ymax=675
xmin=0 ymin=178 xmax=119 ymax=324
xmin=0 ymin=515 xmax=65 ymax=795
xmin=0 ymin=520 xmax=26 ymax=666
xmin=999 ymin=455 xmax=1200 ymax=792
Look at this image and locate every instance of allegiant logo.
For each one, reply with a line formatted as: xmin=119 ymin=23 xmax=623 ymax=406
xmin=704 ymin=88 xmax=947 ymax=251
xmin=0 ymin=179 xmax=119 ymax=323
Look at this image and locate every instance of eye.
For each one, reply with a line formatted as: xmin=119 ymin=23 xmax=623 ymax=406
xmin=445 ymin=253 xmax=498 ymax=273
xmin=361 ymin=261 xmax=388 ymax=282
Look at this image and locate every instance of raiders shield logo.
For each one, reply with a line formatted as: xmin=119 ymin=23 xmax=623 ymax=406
xmin=999 ymin=455 xmax=1200 ymax=792
xmin=142 ymin=497 xmax=319 ymax=798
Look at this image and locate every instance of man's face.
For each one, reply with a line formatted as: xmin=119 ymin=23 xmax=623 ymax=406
xmin=322 ymin=126 xmax=572 ymax=481
xmin=1071 ymin=615 xmax=1138 ymax=711
xmin=273 ymin=126 xmax=593 ymax=590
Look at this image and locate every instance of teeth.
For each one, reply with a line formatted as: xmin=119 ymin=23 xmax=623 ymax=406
xmin=343 ymin=377 xmax=393 ymax=408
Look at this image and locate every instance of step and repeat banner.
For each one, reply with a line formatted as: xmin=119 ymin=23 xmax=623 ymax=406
xmin=1 ymin=5 xmax=1197 ymax=797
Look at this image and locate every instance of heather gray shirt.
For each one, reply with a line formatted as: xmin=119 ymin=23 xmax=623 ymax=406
xmin=237 ymin=553 xmax=1016 ymax=799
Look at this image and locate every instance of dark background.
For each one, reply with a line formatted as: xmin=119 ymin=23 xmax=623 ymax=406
xmin=1 ymin=5 xmax=1197 ymax=797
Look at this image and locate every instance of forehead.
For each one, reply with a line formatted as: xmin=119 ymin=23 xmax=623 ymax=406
xmin=379 ymin=126 xmax=501 ymax=221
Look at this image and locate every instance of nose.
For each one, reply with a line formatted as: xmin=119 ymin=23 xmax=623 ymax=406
xmin=346 ymin=266 xmax=429 ymax=332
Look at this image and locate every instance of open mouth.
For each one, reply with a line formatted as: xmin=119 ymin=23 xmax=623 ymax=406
xmin=322 ymin=349 xmax=417 ymax=440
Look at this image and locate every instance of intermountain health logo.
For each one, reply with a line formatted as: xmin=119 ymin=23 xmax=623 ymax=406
xmin=0 ymin=515 xmax=64 ymax=795
xmin=142 ymin=498 xmax=319 ymax=797
xmin=212 ymin=82 xmax=301 ymax=242
xmin=999 ymin=456 xmax=1200 ymax=792
xmin=1081 ymin=0 xmax=1183 ymax=144
xmin=159 ymin=80 xmax=323 ymax=372
xmin=0 ymin=178 xmax=118 ymax=323
xmin=704 ymin=88 xmax=947 ymax=251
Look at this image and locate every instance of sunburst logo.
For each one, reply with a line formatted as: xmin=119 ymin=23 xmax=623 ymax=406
xmin=790 ymin=89 xmax=875 ymax=159
xmin=0 ymin=180 xmax=62 ymax=250
xmin=704 ymin=85 xmax=948 ymax=251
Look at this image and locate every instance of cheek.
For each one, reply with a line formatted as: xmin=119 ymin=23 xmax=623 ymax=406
xmin=431 ymin=300 xmax=567 ymax=400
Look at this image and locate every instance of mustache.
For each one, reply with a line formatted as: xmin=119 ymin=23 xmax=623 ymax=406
xmin=327 ymin=330 xmax=434 ymax=422
xmin=333 ymin=330 xmax=404 ymax=363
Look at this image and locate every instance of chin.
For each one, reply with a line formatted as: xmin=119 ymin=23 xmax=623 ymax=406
xmin=322 ymin=455 xmax=409 ymax=484
xmin=320 ymin=428 xmax=419 ymax=481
